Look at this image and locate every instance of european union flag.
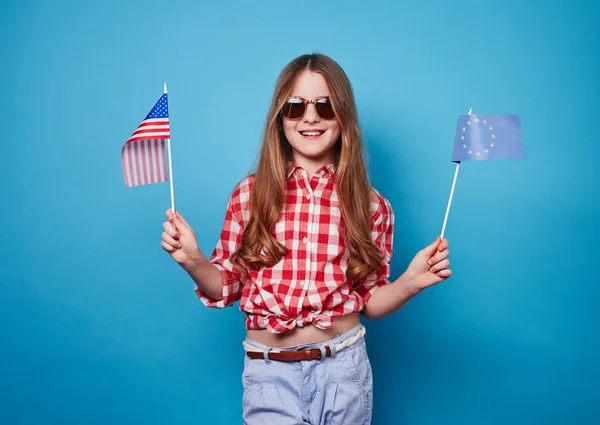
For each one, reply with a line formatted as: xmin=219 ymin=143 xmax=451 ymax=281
xmin=451 ymin=114 xmax=525 ymax=162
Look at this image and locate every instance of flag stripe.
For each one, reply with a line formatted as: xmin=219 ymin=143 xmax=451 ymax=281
xmin=138 ymin=141 xmax=146 ymax=185
xmin=158 ymin=140 xmax=166 ymax=182
xmin=149 ymin=140 xmax=157 ymax=184
xmin=141 ymin=141 xmax=148 ymax=185
xmin=132 ymin=125 xmax=170 ymax=132
xmin=122 ymin=145 xmax=130 ymax=187
xmin=128 ymin=132 xmax=170 ymax=143
xmin=163 ymin=139 xmax=169 ymax=181
xmin=144 ymin=140 xmax=152 ymax=184
xmin=137 ymin=118 xmax=168 ymax=125
xmin=136 ymin=122 xmax=169 ymax=129
xmin=126 ymin=146 xmax=134 ymax=187
xmin=134 ymin=142 xmax=143 ymax=186
xmin=130 ymin=142 xmax=139 ymax=187
xmin=132 ymin=127 xmax=169 ymax=135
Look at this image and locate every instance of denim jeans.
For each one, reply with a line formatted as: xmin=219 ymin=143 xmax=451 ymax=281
xmin=241 ymin=324 xmax=373 ymax=425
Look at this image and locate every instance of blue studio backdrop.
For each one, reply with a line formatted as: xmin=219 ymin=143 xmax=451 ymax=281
xmin=1 ymin=1 xmax=599 ymax=424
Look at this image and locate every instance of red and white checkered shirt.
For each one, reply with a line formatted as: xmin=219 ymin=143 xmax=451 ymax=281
xmin=196 ymin=163 xmax=394 ymax=334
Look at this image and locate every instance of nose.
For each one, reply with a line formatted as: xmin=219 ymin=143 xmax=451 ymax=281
xmin=303 ymin=103 xmax=320 ymax=124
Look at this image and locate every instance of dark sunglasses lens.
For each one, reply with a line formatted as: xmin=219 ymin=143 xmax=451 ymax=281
xmin=282 ymin=101 xmax=305 ymax=119
xmin=316 ymin=99 xmax=335 ymax=119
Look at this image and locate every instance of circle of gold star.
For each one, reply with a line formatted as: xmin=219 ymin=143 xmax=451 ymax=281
xmin=460 ymin=115 xmax=497 ymax=157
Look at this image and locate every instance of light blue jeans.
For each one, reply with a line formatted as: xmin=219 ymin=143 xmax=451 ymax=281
xmin=242 ymin=324 xmax=373 ymax=425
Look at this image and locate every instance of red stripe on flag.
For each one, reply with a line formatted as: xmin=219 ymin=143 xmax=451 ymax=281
xmin=127 ymin=133 xmax=170 ymax=143
xmin=142 ymin=140 xmax=150 ymax=185
xmin=157 ymin=140 xmax=164 ymax=182
xmin=162 ymin=140 xmax=169 ymax=182
xmin=148 ymin=139 xmax=157 ymax=184
xmin=137 ymin=119 xmax=169 ymax=126
xmin=128 ymin=142 xmax=138 ymax=187
xmin=121 ymin=145 xmax=130 ymax=187
xmin=132 ymin=127 xmax=170 ymax=136
xmin=134 ymin=142 xmax=143 ymax=186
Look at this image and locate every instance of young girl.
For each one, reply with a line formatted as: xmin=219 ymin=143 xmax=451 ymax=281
xmin=160 ymin=53 xmax=451 ymax=424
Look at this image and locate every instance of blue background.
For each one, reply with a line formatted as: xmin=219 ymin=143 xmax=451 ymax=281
xmin=1 ymin=0 xmax=598 ymax=424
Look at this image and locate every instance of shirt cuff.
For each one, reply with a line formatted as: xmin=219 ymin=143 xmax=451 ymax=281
xmin=356 ymin=277 xmax=390 ymax=306
xmin=194 ymin=263 xmax=240 ymax=308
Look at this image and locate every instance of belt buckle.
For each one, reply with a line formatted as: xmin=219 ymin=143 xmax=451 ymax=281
xmin=298 ymin=348 xmax=321 ymax=361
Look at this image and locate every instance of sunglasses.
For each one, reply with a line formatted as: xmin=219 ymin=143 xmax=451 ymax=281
xmin=281 ymin=96 xmax=336 ymax=120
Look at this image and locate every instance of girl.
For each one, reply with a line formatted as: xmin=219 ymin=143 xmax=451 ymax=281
xmin=161 ymin=53 xmax=451 ymax=424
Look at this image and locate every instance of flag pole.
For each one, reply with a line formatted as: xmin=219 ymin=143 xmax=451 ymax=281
xmin=165 ymin=82 xmax=176 ymax=214
xmin=440 ymin=107 xmax=472 ymax=239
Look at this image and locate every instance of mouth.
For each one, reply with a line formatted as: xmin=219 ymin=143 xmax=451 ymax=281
xmin=299 ymin=130 xmax=326 ymax=138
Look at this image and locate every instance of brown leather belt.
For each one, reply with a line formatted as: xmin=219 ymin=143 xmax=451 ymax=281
xmin=246 ymin=345 xmax=332 ymax=362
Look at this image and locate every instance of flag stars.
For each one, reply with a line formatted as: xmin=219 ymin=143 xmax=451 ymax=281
xmin=468 ymin=150 xmax=473 ymax=155
xmin=490 ymin=142 xmax=495 ymax=147
xmin=485 ymin=149 xmax=489 ymax=154
xmin=476 ymin=152 xmax=481 ymax=156
xmin=467 ymin=120 xmax=471 ymax=125
xmin=463 ymin=144 xmax=467 ymax=148
xmin=462 ymin=127 xmax=466 ymax=132
xmin=492 ymin=134 xmax=496 ymax=139
xmin=483 ymin=120 xmax=487 ymax=124
xmin=461 ymin=136 xmax=465 ymax=140
xmin=489 ymin=126 xmax=493 ymax=130
xmin=475 ymin=118 xmax=480 ymax=123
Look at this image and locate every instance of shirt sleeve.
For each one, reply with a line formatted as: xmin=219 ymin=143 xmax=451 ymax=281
xmin=355 ymin=192 xmax=395 ymax=304
xmin=195 ymin=190 xmax=248 ymax=308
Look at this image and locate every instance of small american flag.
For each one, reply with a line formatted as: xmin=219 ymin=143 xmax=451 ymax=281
xmin=121 ymin=93 xmax=170 ymax=187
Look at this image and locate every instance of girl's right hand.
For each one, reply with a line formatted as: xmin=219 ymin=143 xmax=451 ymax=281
xmin=161 ymin=209 xmax=204 ymax=268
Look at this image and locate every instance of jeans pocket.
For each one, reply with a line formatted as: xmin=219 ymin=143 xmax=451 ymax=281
xmin=242 ymin=356 xmax=255 ymax=408
xmin=244 ymin=383 xmax=284 ymax=408
xmin=341 ymin=341 xmax=373 ymax=402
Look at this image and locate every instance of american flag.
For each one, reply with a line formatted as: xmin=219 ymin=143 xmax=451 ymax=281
xmin=121 ymin=93 xmax=170 ymax=187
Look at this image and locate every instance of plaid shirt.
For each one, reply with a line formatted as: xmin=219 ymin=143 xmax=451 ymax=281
xmin=196 ymin=163 xmax=394 ymax=334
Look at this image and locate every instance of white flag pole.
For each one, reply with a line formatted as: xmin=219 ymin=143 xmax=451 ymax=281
xmin=165 ymin=82 xmax=176 ymax=214
xmin=440 ymin=108 xmax=472 ymax=239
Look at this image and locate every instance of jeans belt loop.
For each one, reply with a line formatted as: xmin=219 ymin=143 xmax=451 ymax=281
xmin=263 ymin=348 xmax=272 ymax=364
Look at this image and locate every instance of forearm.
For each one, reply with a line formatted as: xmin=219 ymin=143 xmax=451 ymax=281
xmin=183 ymin=256 xmax=224 ymax=300
xmin=361 ymin=272 xmax=422 ymax=320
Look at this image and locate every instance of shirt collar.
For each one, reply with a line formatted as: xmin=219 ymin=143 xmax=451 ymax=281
xmin=286 ymin=162 xmax=336 ymax=180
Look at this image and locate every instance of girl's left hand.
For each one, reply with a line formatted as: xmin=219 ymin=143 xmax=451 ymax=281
xmin=406 ymin=237 xmax=452 ymax=291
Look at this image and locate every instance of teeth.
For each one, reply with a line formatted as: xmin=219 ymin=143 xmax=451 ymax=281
xmin=301 ymin=131 xmax=323 ymax=136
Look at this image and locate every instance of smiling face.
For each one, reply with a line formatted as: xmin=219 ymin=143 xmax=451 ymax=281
xmin=282 ymin=69 xmax=341 ymax=175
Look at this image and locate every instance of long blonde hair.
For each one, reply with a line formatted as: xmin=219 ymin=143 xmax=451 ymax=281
xmin=232 ymin=53 xmax=381 ymax=283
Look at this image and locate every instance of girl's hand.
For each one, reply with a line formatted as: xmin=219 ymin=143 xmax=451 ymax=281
xmin=161 ymin=209 xmax=204 ymax=269
xmin=406 ymin=237 xmax=452 ymax=291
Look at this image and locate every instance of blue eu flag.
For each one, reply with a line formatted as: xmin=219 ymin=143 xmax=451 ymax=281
xmin=451 ymin=114 xmax=525 ymax=162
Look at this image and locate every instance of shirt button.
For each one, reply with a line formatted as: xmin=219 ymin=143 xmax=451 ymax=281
xmin=320 ymin=170 xmax=325 ymax=176
xmin=300 ymin=281 xmax=305 ymax=286
xmin=302 ymin=237 xmax=308 ymax=243
xmin=306 ymin=194 xmax=311 ymax=200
